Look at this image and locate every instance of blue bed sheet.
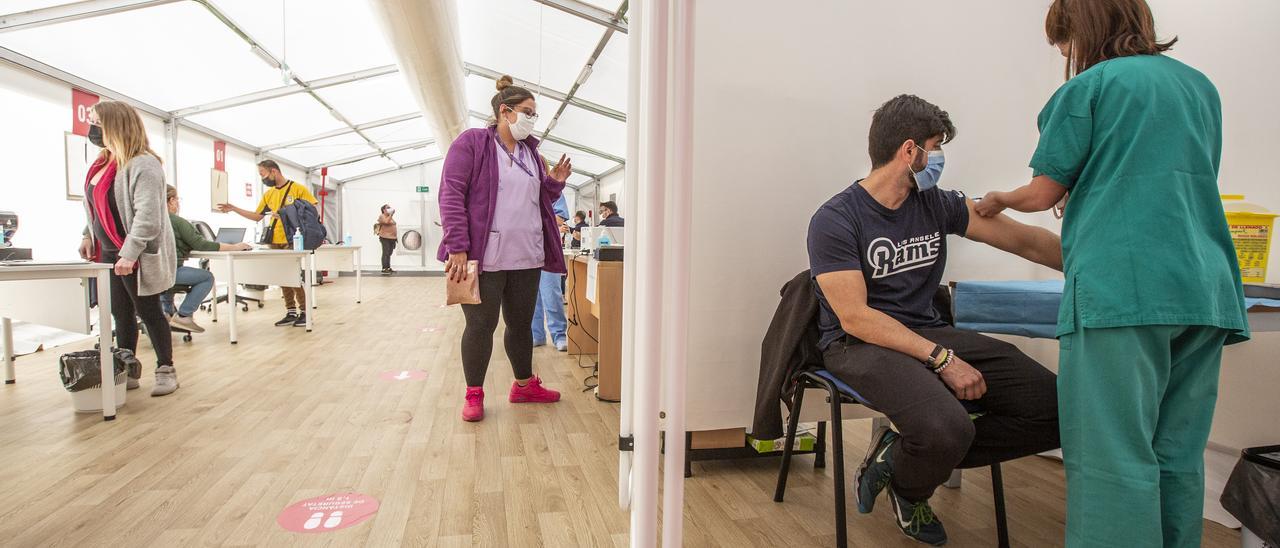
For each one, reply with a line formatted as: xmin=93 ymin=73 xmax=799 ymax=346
xmin=952 ymin=280 xmax=1280 ymax=340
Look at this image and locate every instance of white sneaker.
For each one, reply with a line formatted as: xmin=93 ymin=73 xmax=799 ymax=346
xmin=151 ymin=365 xmax=178 ymax=397
xmin=169 ymin=314 xmax=205 ymax=333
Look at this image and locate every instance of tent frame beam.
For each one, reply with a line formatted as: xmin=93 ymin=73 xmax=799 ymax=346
xmin=169 ymin=64 xmax=399 ymax=118
xmin=0 ymin=0 xmax=182 ymax=33
xmin=465 ymin=62 xmax=625 ymax=123
xmin=468 ymin=110 xmax=623 ymax=166
xmin=260 ymin=112 xmax=422 ymax=152
xmin=311 ymin=139 xmax=435 ymax=170
xmin=531 ymin=0 xmax=626 ymax=34
xmin=540 ymin=1 xmax=627 ymax=141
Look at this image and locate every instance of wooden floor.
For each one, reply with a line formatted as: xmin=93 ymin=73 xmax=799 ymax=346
xmin=0 ymin=276 xmax=1241 ymax=547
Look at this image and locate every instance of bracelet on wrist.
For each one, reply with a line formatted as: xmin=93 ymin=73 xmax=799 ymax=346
xmin=931 ymin=349 xmax=954 ymax=374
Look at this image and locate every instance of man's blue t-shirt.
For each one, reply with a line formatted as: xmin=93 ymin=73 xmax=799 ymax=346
xmin=807 ymin=181 xmax=971 ymax=351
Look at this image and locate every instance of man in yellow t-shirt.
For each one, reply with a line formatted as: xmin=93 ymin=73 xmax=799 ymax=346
xmin=216 ymin=159 xmax=318 ymax=327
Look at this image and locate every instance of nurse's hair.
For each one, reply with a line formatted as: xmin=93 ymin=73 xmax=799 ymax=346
xmin=1046 ymin=0 xmax=1177 ymax=79
xmin=490 ymin=75 xmax=535 ymax=125
xmin=867 ymin=95 xmax=955 ymax=169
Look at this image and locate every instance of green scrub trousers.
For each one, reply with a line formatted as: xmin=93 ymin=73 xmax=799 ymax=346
xmin=1058 ymin=325 xmax=1229 ymax=547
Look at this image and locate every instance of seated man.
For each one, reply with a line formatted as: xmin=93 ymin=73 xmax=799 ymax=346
xmin=163 ymin=185 xmax=250 ymax=333
xmin=808 ymin=95 xmax=1062 ymax=545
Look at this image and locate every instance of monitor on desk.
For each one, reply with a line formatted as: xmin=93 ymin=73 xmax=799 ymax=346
xmin=600 ymin=227 xmax=625 ymax=246
xmin=215 ymin=227 xmax=246 ymax=244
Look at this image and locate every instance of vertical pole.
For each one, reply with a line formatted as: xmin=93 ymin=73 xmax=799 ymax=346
xmin=659 ymin=1 xmax=694 ymax=545
xmin=630 ymin=0 xmax=668 ymax=545
xmin=95 ymin=269 xmax=115 ymax=420
xmin=163 ymin=118 xmax=178 ymax=188
xmin=226 ymin=255 xmax=237 ymax=344
xmin=618 ymin=0 xmax=643 ymax=512
xmin=3 ymin=316 xmax=14 ymax=384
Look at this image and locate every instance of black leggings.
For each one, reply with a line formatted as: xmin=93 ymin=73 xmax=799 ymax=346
xmin=379 ymin=237 xmax=396 ymax=269
xmin=460 ymin=268 xmax=541 ymax=387
xmin=101 ymin=251 xmax=173 ymax=368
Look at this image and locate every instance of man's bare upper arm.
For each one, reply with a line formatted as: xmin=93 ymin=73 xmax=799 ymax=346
xmin=814 ymin=270 xmax=868 ymax=325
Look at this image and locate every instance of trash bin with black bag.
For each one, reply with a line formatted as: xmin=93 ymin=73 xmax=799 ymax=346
xmin=1221 ymin=445 xmax=1280 ymax=548
xmin=58 ymin=349 xmax=140 ymax=413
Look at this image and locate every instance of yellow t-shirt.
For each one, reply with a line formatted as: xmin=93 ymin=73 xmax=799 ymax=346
xmin=256 ymin=181 xmax=318 ymax=244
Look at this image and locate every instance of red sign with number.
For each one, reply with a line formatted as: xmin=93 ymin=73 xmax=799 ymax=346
xmin=214 ymin=141 xmax=226 ymax=171
xmin=71 ymin=89 xmax=100 ymax=137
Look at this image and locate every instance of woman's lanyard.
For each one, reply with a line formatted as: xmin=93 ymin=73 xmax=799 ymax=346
xmin=496 ymin=136 xmax=536 ymax=178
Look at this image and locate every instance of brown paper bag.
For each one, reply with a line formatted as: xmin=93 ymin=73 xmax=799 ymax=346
xmin=446 ymin=260 xmax=481 ymax=305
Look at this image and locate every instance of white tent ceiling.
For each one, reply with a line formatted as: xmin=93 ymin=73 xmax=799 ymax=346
xmin=0 ymin=0 xmax=628 ymax=187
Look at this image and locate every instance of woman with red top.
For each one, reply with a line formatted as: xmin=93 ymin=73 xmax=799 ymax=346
xmin=77 ymin=100 xmax=179 ymax=397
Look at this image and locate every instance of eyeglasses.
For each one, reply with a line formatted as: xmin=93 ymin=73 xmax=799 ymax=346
xmin=505 ymin=105 xmax=539 ymax=120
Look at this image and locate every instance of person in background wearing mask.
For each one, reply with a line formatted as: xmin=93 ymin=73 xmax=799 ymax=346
xmin=162 ymin=185 xmax=251 ymax=333
xmin=376 ymin=204 xmax=398 ymax=275
xmin=216 ymin=159 xmax=317 ymax=327
xmin=808 ymin=95 xmax=1064 ymax=544
xmin=599 ymin=201 xmax=624 ymax=227
xmin=975 ymin=1 xmax=1249 ymax=545
xmin=533 ymin=195 xmax=571 ymax=351
xmin=567 ymin=210 xmax=589 ymax=249
xmin=77 ymin=101 xmax=179 ymax=397
xmin=439 ymin=75 xmax=572 ymax=422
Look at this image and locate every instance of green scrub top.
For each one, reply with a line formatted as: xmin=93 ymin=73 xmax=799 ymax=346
xmin=1030 ymin=54 xmax=1250 ymax=344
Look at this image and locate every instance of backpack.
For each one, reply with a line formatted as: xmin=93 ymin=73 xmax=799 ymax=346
xmin=277 ymin=196 xmax=327 ymax=250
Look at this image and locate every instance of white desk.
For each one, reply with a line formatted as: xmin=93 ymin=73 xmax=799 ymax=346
xmin=190 ymin=250 xmax=315 ymax=343
xmin=0 ymin=262 xmax=117 ymax=420
xmin=310 ymin=245 xmax=362 ymax=305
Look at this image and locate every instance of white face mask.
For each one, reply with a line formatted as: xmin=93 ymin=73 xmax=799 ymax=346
xmin=507 ymin=111 xmax=536 ymax=141
xmin=385 ymin=207 xmax=395 ymax=215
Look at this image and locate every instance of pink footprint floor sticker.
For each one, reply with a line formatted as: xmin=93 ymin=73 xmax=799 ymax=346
xmin=278 ymin=492 xmax=379 ymax=533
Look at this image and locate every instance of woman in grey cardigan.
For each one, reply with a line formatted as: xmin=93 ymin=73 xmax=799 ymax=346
xmin=77 ymin=100 xmax=179 ymax=397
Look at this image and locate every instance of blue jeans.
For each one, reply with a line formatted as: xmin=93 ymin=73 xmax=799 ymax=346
xmin=160 ymin=265 xmax=215 ymax=317
xmin=531 ymin=271 xmax=567 ymax=346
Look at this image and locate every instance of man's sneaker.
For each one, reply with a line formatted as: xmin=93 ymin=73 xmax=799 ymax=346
xmin=509 ymin=376 xmax=560 ymax=403
xmin=169 ymin=314 xmax=205 ymax=333
xmin=292 ymin=313 xmax=308 ymax=327
xmin=462 ymin=387 xmax=484 ymax=422
xmin=151 ymin=365 xmax=179 ymax=397
xmin=888 ymin=488 xmax=948 ymax=546
xmin=554 ymin=338 xmax=568 ymax=352
xmin=127 ymin=377 xmax=140 ymax=390
xmin=856 ymin=426 xmax=900 ymax=514
xmin=533 ymin=339 xmax=547 ymax=348
xmin=275 ymin=312 xmax=298 ymax=326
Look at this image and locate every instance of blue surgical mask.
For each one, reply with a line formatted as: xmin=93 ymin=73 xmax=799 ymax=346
xmin=909 ymin=147 xmax=945 ymax=192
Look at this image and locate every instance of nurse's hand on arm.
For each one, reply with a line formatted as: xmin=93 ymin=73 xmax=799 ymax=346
xmin=975 ymin=175 xmax=1069 ymax=218
xmin=816 ymin=271 xmax=988 ymax=400
xmin=964 ymin=199 xmax=1064 ymax=271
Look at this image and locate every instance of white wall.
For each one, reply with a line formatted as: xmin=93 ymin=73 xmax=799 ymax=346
xmin=340 ymin=161 xmax=445 ymax=270
xmin=685 ymin=0 xmax=1280 ymax=445
xmin=597 ymin=168 xmax=625 ymax=220
xmin=0 ymin=61 xmax=296 ymax=257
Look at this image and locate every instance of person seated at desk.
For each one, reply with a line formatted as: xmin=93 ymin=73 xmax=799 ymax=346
xmin=162 ymin=185 xmax=251 ymax=333
xmin=599 ymin=201 xmax=624 ymax=227
xmin=807 ymin=94 xmax=1064 ymax=545
xmin=565 ymin=211 xmax=589 ymax=249
xmin=216 ymin=159 xmax=317 ymax=327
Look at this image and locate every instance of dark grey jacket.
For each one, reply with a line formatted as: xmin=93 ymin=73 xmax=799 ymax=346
xmin=752 ymin=270 xmax=825 ymax=440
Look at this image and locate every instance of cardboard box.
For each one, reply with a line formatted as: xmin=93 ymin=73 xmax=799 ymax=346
xmin=748 ymin=432 xmax=816 ymax=454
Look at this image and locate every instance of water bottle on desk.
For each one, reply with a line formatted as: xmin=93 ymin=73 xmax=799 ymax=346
xmin=343 ymin=232 xmax=352 ymax=246
xmin=292 ymin=228 xmax=303 ymax=251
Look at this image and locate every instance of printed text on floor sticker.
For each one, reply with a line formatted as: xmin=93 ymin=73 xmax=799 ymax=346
xmin=277 ymin=492 xmax=380 ymax=533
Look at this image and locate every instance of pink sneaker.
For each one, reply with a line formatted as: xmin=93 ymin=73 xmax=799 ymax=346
xmin=462 ymin=387 xmax=485 ymax=422
xmin=509 ymin=376 xmax=561 ymax=403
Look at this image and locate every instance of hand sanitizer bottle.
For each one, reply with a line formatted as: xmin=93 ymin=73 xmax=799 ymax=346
xmin=292 ymin=228 xmax=303 ymax=251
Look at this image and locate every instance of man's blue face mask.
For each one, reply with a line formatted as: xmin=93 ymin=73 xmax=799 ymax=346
xmin=909 ymin=146 xmax=946 ymax=192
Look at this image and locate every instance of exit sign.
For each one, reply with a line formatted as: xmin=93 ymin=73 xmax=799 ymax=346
xmin=416 ymin=186 xmax=430 ymax=193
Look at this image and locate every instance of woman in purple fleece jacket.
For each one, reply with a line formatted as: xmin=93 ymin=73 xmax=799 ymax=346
xmin=438 ymin=75 xmax=573 ymax=422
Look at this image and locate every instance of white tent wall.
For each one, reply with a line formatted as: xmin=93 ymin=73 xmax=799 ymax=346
xmin=173 ymin=127 xmax=262 ymax=240
xmin=597 ymin=168 xmax=625 ymax=217
xmin=340 ymin=162 xmax=445 ymax=271
xmin=683 ymin=0 xmax=1280 ymax=453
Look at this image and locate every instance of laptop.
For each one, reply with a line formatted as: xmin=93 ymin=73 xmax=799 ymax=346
xmin=215 ymin=227 xmax=246 ymax=244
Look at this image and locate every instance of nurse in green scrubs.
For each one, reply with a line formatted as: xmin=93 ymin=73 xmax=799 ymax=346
xmin=974 ymin=1 xmax=1250 ymax=546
